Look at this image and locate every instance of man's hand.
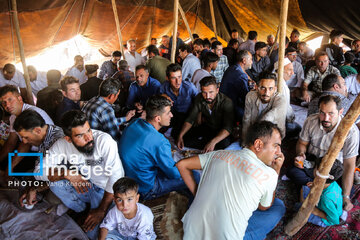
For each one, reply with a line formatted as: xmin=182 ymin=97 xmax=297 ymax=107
xmin=83 ymin=208 xmax=106 ymax=232
xmin=125 ymin=110 xmax=136 ymax=122
xmin=134 ymin=102 xmax=143 ymax=113
xmin=302 ymin=90 xmax=310 ymax=102
xmin=271 ymin=152 xmax=285 ymax=174
xmin=65 ymin=174 xmax=91 ymax=194
xmin=294 ymin=153 xmax=305 ymax=169
xmin=177 ymin=136 xmax=184 ymax=150
xmin=203 ymin=140 xmax=216 ymax=153
xmin=343 ymin=197 xmax=354 ymax=211
xmin=19 ymin=188 xmax=38 ymax=207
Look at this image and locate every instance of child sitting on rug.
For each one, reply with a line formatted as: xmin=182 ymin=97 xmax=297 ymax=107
xmin=99 ymin=177 xmax=156 ymax=240
xmin=299 ymin=158 xmax=345 ymax=227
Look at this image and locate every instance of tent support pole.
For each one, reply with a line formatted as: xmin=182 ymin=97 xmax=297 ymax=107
xmin=171 ymin=0 xmax=179 ymax=63
xmin=209 ymin=0 xmax=217 ymax=39
xmin=11 ymin=0 xmax=34 ymax=105
xmin=111 ymin=0 xmax=124 ymax=56
xmin=179 ymin=3 xmax=194 ymax=42
xmin=285 ymin=94 xmax=360 ymax=235
xmin=277 ymin=0 xmax=289 ymax=93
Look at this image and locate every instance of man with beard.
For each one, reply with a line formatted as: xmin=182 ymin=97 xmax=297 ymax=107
xmin=34 ymin=110 xmax=124 ymax=240
xmin=242 ymin=72 xmax=287 ymax=141
xmin=177 ymin=76 xmax=234 ymax=152
xmin=65 ymin=55 xmax=87 ymax=84
xmin=287 ymin=95 xmax=359 ymax=211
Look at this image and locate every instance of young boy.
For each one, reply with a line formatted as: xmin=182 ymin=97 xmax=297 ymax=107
xmin=300 ymin=158 xmax=345 ymax=227
xmin=99 ymin=177 xmax=156 ymax=240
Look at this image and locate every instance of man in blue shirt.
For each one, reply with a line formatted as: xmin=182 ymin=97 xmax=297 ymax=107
xmin=220 ymin=50 xmax=253 ymax=122
xmin=126 ymin=65 xmax=161 ymax=114
xmin=158 ymin=63 xmax=198 ymax=138
xmin=119 ymin=95 xmax=199 ymax=200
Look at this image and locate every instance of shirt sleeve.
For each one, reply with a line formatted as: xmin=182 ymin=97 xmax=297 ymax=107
xmin=154 ymin=139 xmax=180 ymax=179
xmin=299 ymin=116 xmax=312 ymax=142
xmin=100 ymin=207 xmax=118 ymax=231
xmin=98 ymin=62 xmax=107 ymax=80
xmin=198 ymin=151 xmax=216 ymax=169
xmin=221 ymin=96 xmax=234 ymax=134
xmin=259 ymin=170 xmax=277 ymax=207
xmin=342 ymin=125 xmax=359 ymax=159
xmin=137 ymin=205 xmax=156 ymax=240
xmin=185 ymin=95 xmax=201 ymax=124
xmin=304 ymin=68 xmax=315 ymax=85
xmin=126 ymin=84 xmax=137 ymax=109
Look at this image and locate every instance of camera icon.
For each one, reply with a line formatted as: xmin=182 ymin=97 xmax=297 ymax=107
xmin=8 ymin=150 xmax=43 ymax=176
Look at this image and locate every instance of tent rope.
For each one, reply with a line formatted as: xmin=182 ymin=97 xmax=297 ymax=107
xmin=50 ymin=0 xmax=78 ymax=47
xmin=8 ymin=0 xmax=16 ymax=62
xmin=77 ymin=0 xmax=87 ymax=35
xmin=185 ymin=0 xmax=200 ymax=14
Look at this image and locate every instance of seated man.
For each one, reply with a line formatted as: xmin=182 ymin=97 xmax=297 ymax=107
xmin=239 ymin=30 xmax=257 ymax=54
xmin=119 ymin=95 xmax=198 ymax=200
xmin=80 ymin=64 xmax=102 ymax=101
xmin=287 ymin=95 xmax=359 ymax=211
xmin=158 ymin=63 xmax=198 ymax=138
xmin=179 ymin=44 xmax=201 ymax=82
xmin=242 ymin=72 xmax=287 ymax=140
xmin=82 ymin=78 xmax=135 ymax=141
xmin=34 ymin=110 xmax=124 ymax=240
xmin=98 ymin=50 xmax=122 ymax=80
xmin=211 ymin=41 xmax=229 ymax=83
xmin=27 ymin=65 xmax=48 ymax=96
xmin=124 ymin=39 xmax=145 ymax=73
xmin=111 ymin=60 xmax=135 ymax=108
xmin=0 ymin=85 xmax=53 ymax=176
xmin=146 ymin=45 xmax=171 ymax=84
xmin=308 ymin=74 xmax=351 ymax=116
xmin=177 ymin=77 xmax=234 ymax=152
xmin=302 ymin=51 xmax=341 ymax=102
xmin=177 ymin=121 xmax=285 ymax=240
xmin=220 ymin=50 xmax=252 ymax=121
xmin=126 ymin=65 xmax=160 ymax=114
xmin=36 ymin=69 xmax=63 ymax=121
xmin=246 ymin=41 xmax=271 ymax=82
xmin=65 ymin=55 xmax=87 ymax=84
xmin=191 ymin=51 xmax=219 ymax=90
xmin=0 ymin=63 xmax=28 ymax=102
xmin=298 ymin=41 xmax=315 ymax=65
xmin=285 ymin=47 xmax=304 ymax=94
xmin=320 ymin=30 xmax=345 ymax=68
xmin=223 ymin=39 xmax=239 ymax=66
xmin=56 ymin=76 xmax=82 ymax=124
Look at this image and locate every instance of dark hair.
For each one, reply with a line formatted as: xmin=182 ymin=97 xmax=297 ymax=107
xmin=285 ymin=47 xmax=297 ymax=55
xmin=315 ymin=51 xmax=329 ymax=61
xmin=258 ymin=71 xmax=277 ymax=85
xmin=85 ymin=64 xmax=99 ymax=75
xmin=203 ymin=38 xmax=211 ymax=48
xmin=192 ymin=33 xmax=199 ymax=39
xmin=322 ymin=74 xmax=340 ymax=91
xmin=228 ymin=38 xmax=239 ymax=48
xmin=60 ymin=76 xmax=79 ymax=91
xmin=166 ymin=63 xmax=182 ymax=78
xmin=99 ymin=78 xmax=122 ymax=97
xmin=200 ymin=76 xmax=217 ymax=88
xmin=244 ymin=121 xmax=281 ymax=147
xmin=285 ymin=37 xmax=289 ymax=45
xmin=318 ymin=94 xmax=342 ymax=111
xmin=291 ymin=29 xmax=300 ymax=37
xmin=236 ymin=50 xmax=250 ymax=63
xmin=210 ymin=37 xmax=217 ymax=42
xmin=146 ymin=45 xmax=159 ymax=56
xmin=179 ymin=44 xmax=192 ymax=53
xmin=13 ymin=109 xmax=45 ymax=132
xmin=255 ymin=41 xmax=267 ymax=52
xmin=0 ymin=85 xmax=20 ymax=98
xmin=248 ymin=31 xmax=258 ymax=40
xmin=135 ymin=64 xmax=148 ymax=73
xmin=151 ymin=37 xmax=157 ymax=41
xmin=46 ymin=69 xmax=62 ymax=86
xmin=193 ymin=38 xmax=204 ymax=47
xmin=231 ymin=29 xmax=238 ymax=33
xmin=203 ymin=52 xmax=220 ymax=67
xmin=112 ymin=51 xmax=122 ymax=57
xmin=314 ymin=158 xmax=343 ymax=184
xmin=113 ymin=177 xmax=139 ymax=195
xmin=344 ymin=52 xmax=355 ymax=64
xmin=145 ymin=95 xmax=172 ymax=121
xmin=330 ymin=30 xmax=343 ymax=41
xmin=211 ymin=41 xmax=222 ymax=50
xmin=117 ymin=60 xmax=128 ymax=71
xmin=3 ymin=63 xmax=15 ymax=73
xmin=60 ymin=110 xmax=87 ymax=136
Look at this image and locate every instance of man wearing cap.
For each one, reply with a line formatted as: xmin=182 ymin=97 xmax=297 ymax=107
xmin=81 ymin=64 xmax=102 ymax=101
xmin=246 ymin=42 xmax=271 ymax=82
xmin=98 ymin=51 xmax=122 ymax=80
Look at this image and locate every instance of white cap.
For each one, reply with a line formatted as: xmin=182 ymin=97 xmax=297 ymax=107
xmin=274 ymin=57 xmax=292 ymax=71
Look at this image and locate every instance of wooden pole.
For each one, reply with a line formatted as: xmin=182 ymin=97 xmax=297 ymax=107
xmin=171 ymin=0 xmax=179 ymax=63
xmin=178 ymin=3 xmax=194 ymax=42
xmin=285 ymin=94 xmax=360 ymax=235
xmin=111 ymin=0 xmax=124 ymax=56
xmin=209 ymin=0 xmax=217 ymax=39
xmin=11 ymin=0 xmax=34 ymax=105
xmin=277 ymin=0 xmax=289 ymax=94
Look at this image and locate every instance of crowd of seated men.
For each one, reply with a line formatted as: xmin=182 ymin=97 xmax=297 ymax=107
xmin=0 ymin=28 xmax=359 ymax=239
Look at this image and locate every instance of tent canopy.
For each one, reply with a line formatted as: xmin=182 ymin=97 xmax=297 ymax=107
xmin=0 ymin=0 xmax=359 ymax=66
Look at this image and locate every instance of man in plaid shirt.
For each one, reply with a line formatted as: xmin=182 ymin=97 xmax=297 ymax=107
xmin=82 ymin=78 xmax=135 ymax=141
xmin=211 ymin=41 xmax=229 ymax=83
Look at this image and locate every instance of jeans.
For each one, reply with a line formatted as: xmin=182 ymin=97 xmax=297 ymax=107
xmin=244 ymin=198 xmax=286 ymax=240
xmin=141 ymin=171 xmax=201 ymax=201
xmin=287 ymin=166 xmax=314 ymax=186
xmin=50 ymin=180 xmax=104 ymax=240
xmin=285 ymin=121 xmax=302 ymax=139
xmin=105 ymin=229 xmax=135 ymax=240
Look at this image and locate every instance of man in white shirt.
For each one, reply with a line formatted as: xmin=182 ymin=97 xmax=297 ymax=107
xmin=124 ymin=39 xmax=145 ymax=73
xmin=34 ymin=110 xmax=124 ymax=240
xmin=27 ymin=65 xmax=48 ymax=96
xmin=65 ymin=55 xmax=88 ymax=84
xmin=177 ymin=121 xmax=285 ymax=240
xmin=0 ymin=63 xmax=28 ymax=101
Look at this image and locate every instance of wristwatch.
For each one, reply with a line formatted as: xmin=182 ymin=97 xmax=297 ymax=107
xmin=342 ymin=195 xmax=350 ymax=200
